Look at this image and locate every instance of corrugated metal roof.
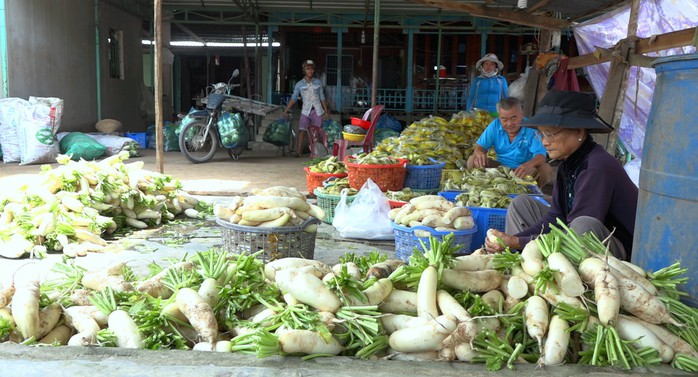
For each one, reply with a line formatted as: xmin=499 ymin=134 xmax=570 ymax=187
xmin=158 ymin=0 xmax=628 ymax=22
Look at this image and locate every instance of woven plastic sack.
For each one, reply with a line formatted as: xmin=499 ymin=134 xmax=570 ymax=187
xmin=218 ymin=112 xmax=248 ymax=148
xmin=263 ymin=117 xmax=290 ymax=146
xmin=332 ymin=178 xmax=394 ymax=240
xmin=322 ymin=119 xmax=343 ymax=146
xmin=59 ymin=132 xmax=106 ymax=160
xmin=0 ymin=97 xmax=32 ymax=162
xmin=18 ymin=117 xmax=59 ymax=165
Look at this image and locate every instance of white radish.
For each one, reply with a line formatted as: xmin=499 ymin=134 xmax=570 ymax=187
xmin=175 ymin=288 xmax=218 ymax=344
xmin=331 ymin=262 xmax=362 ymax=280
xmin=507 ymin=275 xmax=529 ymax=300
xmin=275 ymin=269 xmax=341 ymax=313
xmin=455 ymin=341 xmax=477 ymax=362
xmin=578 ymin=257 xmax=605 ymax=287
xmin=594 ymin=264 xmax=620 ymax=326
xmin=381 ymin=314 xmax=429 ymax=334
xmin=137 ymin=261 xmax=194 ymax=298
xmin=278 ymin=329 xmax=343 ymax=355
xmin=36 ymin=303 xmax=62 ymax=340
xmin=481 ymin=290 xmax=504 ymax=312
xmin=39 ymin=324 xmax=72 ymax=345
xmin=622 ymin=315 xmax=698 ymax=358
xmin=388 ymin=314 xmax=457 ymax=353
xmin=525 ymin=296 xmax=548 ymax=353
xmin=356 ymin=278 xmax=393 ymax=306
xmin=417 ymin=266 xmax=439 ymax=319
xmin=108 ymin=309 xmax=143 ymax=349
xmin=241 ymin=207 xmax=294 ymax=222
xmin=436 ymin=290 xmax=471 ymax=322
xmin=537 ymin=282 xmax=585 ymax=310
xmin=542 ymin=315 xmax=570 ymax=365
xmin=451 ymin=253 xmax=494 ymax=271
xmin=63 ymin=307 xmax=100 ymax=336
xmin=197 ymin=277 xmax=221 ymax=308
xmin=264 ymin=258 xmax=330 ymax=281
xmin=595 ymin=254 xmax=657 ymax=296
xmin=215 ymin=340 xmax=232 ymax=352
xmin=546 ymin=252 xmax=585 ymax=297
xmin=242 ymin=196 xmax=310 ymax=212
xmin=616 ymin=276 xmax=680 ymax=326
xmin=378 ymin=289 xmax=418 ymax=314
xmin=616 ymin=316 xmax=674 ymax=363
xmin=81 ymin=262 xmax=133 ymax=292
xmin=521 ymin=241 xmax=545 ymax=276
xmin=11 ymin=280 xmax=40 ymax=340
xmin=443 ymin=207 xmax=471 ymax=224
xmin=68 ymin=331 xmax=97 ymax=347
xmin=441 ymin=269 xmax=502 ymax=293
xmin=453 ymin=216 xmax=475 ymax=230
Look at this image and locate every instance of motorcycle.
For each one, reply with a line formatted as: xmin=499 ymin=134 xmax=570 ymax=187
xmin=178 ymin=69 xmax=249 ymax=163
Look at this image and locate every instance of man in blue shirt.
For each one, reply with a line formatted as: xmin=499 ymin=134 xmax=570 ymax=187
xmin=467 ymin=97 xmax=553 ymax=187
xmin=284 ymin=59 xmax=330 ymax=157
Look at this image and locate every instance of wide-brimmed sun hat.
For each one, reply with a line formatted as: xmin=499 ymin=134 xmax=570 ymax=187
xmin=475 ymin=53 xmax=504 ymax=71
xmin=522 ymin=91 xmax=613 ymax=133
xmin=302 ymin=59 xmax=315 ymax=68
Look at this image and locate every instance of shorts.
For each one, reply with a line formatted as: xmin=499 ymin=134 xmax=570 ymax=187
xmin=298 ymin=109 xmax=323 ymax=131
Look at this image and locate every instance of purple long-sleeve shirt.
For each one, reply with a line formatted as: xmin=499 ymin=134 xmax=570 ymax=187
xmin=515 ymin=137 xmax=638 ymax=255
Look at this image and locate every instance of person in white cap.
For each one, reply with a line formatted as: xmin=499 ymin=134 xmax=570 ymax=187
xmin=466 ymin=53 xmax=509 ymax=113
xmin=284 ymin=59 xmax=330 ymax=156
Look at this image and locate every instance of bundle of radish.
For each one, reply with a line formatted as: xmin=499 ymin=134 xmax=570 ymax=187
xmin=2 ymin=228 xmax=697 ymax=373
xmin=214 ymin=186 xmax=324 ymax=230
xmin=389 ymin=195 xmax=475 ymax=232
xmin=0 ymin=151 xmax=213 ymax=259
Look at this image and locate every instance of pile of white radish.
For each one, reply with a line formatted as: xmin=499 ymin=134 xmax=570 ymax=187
xmin=0 ymin=229 xmax=696 ymax=373
xmin=0 ymin=151 xmax=209 ymax=259
xmin=389 ymin=195 xmax=475 ymax=234
xmin=214 ymin=186 xmax=325 ymax=231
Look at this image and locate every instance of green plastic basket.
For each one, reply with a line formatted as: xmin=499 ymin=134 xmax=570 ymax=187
xmin=314 ymin=188 xmax=356 ymax=224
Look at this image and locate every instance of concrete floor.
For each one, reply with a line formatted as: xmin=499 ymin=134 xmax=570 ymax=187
xmin=0 ymin=149 xmax=692 ymax=376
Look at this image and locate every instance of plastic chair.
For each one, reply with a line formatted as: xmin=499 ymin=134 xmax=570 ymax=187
xmin=306 ymin=125 xmax=328 ymax=158
xmin=332 ymin=104 xmax=384 ymax=161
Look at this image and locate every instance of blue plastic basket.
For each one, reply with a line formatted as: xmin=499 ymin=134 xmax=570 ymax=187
xmin=391 ymin=222 xmax=477 ymax=262
xmin=404 ymin=161 xmax=445 ymax=190
xmin=124 ymin=132 xmax=147 ymax=149
xmin=438 ymin=191 xmax=549 ymax=249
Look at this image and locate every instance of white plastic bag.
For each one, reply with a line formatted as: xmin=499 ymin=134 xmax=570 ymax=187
xmin=332 ymin=178 xmax=394 ymax=240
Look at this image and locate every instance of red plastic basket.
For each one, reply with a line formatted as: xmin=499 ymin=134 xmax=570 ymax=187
xmin=304 ymin=167 xmax=348 ymax=194
xmin=345 ymin=158 xmax=407 ymax=192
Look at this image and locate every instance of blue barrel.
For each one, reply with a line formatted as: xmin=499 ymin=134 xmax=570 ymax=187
xmin=633 ymin=53 xmax=698 ymax=305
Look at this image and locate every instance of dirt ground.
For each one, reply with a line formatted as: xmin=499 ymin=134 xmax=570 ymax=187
xmin=0 ymin=148 xmax=313 ymax=195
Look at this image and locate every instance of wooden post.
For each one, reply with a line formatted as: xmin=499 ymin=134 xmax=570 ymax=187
xmin=154 ymin=0 xmax=164 ymax=173
xmin=371 ymin=0 xmax=381 ymax=107
xmin=596 ymin=0 xmax=641 ymax=152
xmin=523 ymin=30 xmax=551 ymax=116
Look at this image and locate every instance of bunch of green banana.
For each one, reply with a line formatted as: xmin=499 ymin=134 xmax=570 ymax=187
xmin=347 ymin=152 xmax=402 ymax=165
xmin=316 ymin=177 xmax=358 ymax=196
xmin=384 ymin=188 xmax=429 ymax=202
xmin=443 ymin=166 xmax=537 ymax=193
xmin=454 ymin=187 xmax=513 ymax=208
xmin=308 ymin=156 xmax=347 ymax=174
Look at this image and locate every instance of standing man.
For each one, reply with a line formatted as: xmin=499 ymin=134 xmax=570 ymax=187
xmin=467 ymin=97 xmax=553 ymax=187
xmin=284 ymin=59 xmax=330 ymax=157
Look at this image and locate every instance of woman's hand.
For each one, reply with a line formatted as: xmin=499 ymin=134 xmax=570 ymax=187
xmin=484 ymin=229 xmax=520 ymax=254
xmin=323 ymin=111 xmax=330 ymax=121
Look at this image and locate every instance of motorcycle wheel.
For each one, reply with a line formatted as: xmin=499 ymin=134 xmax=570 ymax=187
xmin=179 ymin=120 xmax=219 ymax=163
